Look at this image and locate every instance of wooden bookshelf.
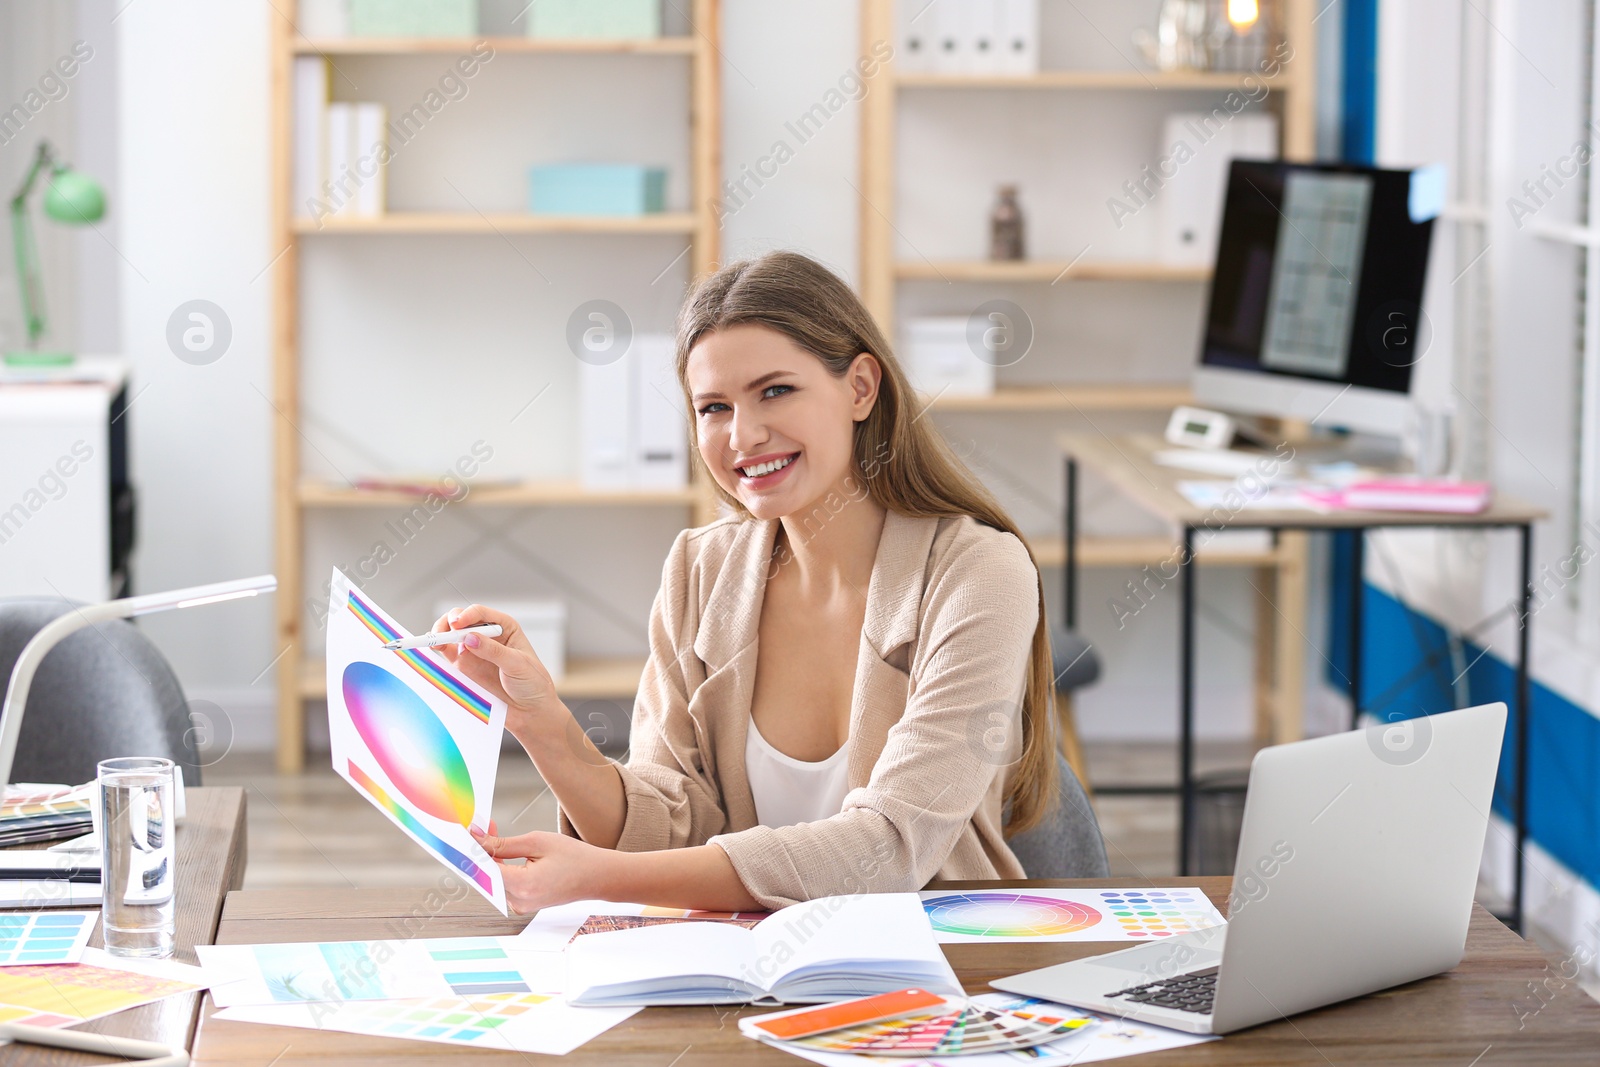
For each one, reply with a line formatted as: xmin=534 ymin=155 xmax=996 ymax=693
xmin=296 ymin=36 xmax=697 ymax=56
xmin=896 ymin=259 xmax=1210 ymax=283
xmin=859 ymin=0 xmax=1319 ymax=745
xmin=297 ymin=480 xmax=702 ymax=508
xmin=292 ymin=212 xmax=697 ymax=235
xmin=922 ymin=383 xmax=1191 ymax=413
xmin=269 ymin=0 xmax=723 ymax=771
xmin=300 ymin=656 xmax=646 ymax=700
xmin=895 ymin=69 xmax=1292 ymax=91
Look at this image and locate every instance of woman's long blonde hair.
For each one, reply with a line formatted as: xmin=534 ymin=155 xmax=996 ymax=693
xmin=673 ymin=250 xmax=1059 ymax=835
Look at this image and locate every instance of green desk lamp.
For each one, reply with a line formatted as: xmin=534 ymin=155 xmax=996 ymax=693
xmin=7 ymin=140 xmax=106 ymax=367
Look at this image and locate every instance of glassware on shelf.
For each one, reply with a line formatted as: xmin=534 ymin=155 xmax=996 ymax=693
xmin=989 ymin=185 xmax=1026 ymax=261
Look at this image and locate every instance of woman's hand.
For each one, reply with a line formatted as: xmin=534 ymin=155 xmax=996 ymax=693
xmin=431 ymin=604 xmax=560 ymax=736
xmin=471 ymin=827 xmax=614 ymax=915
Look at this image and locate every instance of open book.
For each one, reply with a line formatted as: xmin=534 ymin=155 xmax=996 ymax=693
xmin=565 ymin=893 xmax=961 ymax=1006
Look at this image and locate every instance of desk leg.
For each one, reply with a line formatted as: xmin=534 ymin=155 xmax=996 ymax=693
xmin=1349 ymin=530 xmax=1366 ymax=730
xmin=1064 ymin=457 xmax=1078 ymax=629
xmin=1514 ymin=522 xmax=1533 ymax=934
xmin=1179 ymin=526 xmax=1196 ymax=876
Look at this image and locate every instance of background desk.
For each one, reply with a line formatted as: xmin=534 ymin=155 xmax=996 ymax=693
xmin=190 ymin=877 xmax=1600 ymax=1065
xmin=1060 ymin=434 xmax=1546 ymax=926
xmin=11 ymin=786 xmax=246 ymax=1067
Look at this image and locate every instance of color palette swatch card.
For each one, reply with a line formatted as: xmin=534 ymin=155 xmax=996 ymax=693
xmin=918 ymin=888 xmax=1226 ymax=943
xmin=213 ymin=991 xmax=639 ymax=1055
xmin=742 ymin=989 xmax=1094 ymax=1057
xmin=515 ymin=897 xmax=771 ymax=951
xmin=761 ymin=994 xmax=1212 ymax=1067
xmin=198 ymin=935 xmax=564 ymax=1008
xmin=0 ymin=947 xmax=209 ymax=1028
xmin=325 ymin=568 xmax=509 ymax=913
xmin=0 ymin=910 xmax=96 ymax=965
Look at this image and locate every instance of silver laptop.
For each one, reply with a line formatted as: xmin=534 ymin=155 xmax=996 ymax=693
xmin=992 ymin=702 xmax=1506 ymax=1034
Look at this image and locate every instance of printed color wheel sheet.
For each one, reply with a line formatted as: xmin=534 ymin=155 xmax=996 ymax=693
xmin=919 ymin=888 xmax=1226 ymax=943
xmin=326 ymin=568 xmax=508 ymax=913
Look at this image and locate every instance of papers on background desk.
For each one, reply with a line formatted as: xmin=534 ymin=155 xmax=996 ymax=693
xmin=1177 ymin=479 xmax=1317 ymax=511
xmin=919 ymin=888 xmax=1226 ymax=944
xmin=198 ymin=935 xmax=563 ymax=1007
xmin=0 ymin=850 xmax=101 ymax=907
xmin=0 ymin=910 xmax=96 ymax=964
xmin=757 ymin=992 xmax=1216 ymax=1066
xmin=325 ymin=568 xmax=509 ymax=913
xmin=213 ymin=993 xmax=639 ymax=1055
xmin=0 ymin=947 xmax=208 ymax=1028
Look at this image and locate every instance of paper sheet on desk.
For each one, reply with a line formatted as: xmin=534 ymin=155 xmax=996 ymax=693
xmin=325 ymin=568 xmax=508 ymax=913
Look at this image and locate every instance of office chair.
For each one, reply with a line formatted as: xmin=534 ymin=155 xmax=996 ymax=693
xmin=0 ymin=597 xmax=200 ymax=785
xmin=1006 ymin=751 xmax=1110 ymax=878
xmin=1050 ymin=625 xmax=1099 ymax=796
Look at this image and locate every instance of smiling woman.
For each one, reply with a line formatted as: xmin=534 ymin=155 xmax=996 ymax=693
xmin=437 ymin=251 xmax=1088 ymax=915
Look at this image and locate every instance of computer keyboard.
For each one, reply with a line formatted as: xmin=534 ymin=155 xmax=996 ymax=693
xmin=1105 ymin=966 xmax=1218 ymax=1014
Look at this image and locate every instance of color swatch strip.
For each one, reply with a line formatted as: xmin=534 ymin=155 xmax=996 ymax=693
xmin=0 ymin=912 xmax=95 ymax=966
xmin=347 ymin=762 xmax=493 ymax=893
xmin=346 ymin=591 xmax=492 ymax=723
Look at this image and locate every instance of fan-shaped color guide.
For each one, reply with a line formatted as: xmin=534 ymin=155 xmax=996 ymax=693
xmin=922 ymin=893 xmax=1101 ymax=938
xmin=343 ymin=660 xmax=475 ymax=826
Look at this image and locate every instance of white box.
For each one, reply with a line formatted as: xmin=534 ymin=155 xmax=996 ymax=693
xmin=353 ymin=103 xmax=387 ymax=217
xmin=292 ymin=58 xmax=328 ymax=218
xmin=929 ymin=0 xmax=966 ymax=73
xmin=1158 ymin=111 xmax=1279 ymax=267
xmin=965 ymin=0 xmax=1002 ymax=75
xmin=325 ymin=102 xmax=355 ymax=219
xmin=996 ymin=0 xmax=1039 ymax=76
xmin=902 ymin=317 xmax=995 ymax=397
xmin=631 ymin=333 xmax=688 ymax=490
xmin=580 ymin=332 xmax=687 ymax=490
xmin=896 ymin=0 xmax=935 ymax=74
xmin=435 ymin=598 xmax=567 ymax=684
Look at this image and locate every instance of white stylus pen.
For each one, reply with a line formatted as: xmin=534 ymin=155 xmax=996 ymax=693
xmin=383 ymin=623 xmax=502 ymax=651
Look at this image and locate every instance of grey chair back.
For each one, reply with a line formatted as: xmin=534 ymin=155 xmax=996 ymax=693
xmin=0 ymin=597 xmax=200 ymax=786
xmin=1007 ymin=752 xmax=1111 ymax=878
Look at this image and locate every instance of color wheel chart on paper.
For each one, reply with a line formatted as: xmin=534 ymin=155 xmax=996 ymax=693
xmin=920 ymin=888 xmax=1226 ymax=943
xmin=326 ymin=568 xmax=508 ymax=913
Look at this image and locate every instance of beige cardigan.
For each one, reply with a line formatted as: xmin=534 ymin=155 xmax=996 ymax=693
xmin=558 ymin=507 xmax=1037 ymax=908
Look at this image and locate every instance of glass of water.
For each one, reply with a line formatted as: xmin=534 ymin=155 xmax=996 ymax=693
xmin=97 ymin=757 xmax=176 ymax=958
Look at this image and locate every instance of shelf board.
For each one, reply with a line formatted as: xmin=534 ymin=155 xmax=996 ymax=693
xmin=300 ymin=656 xmax=646 ymax=700
xmin=896 ymin=260 xmax=1211 ymax=283
xmin=292 ymin=212 xmax=697 ymax=235
xmin=923 ymin=383 xmax=1191 ymax=413
xmin=296 ymin=36 xmax=696 ymax=55
xmin=298 ymin=480 xmax=699 ymax=507
xmin=1027 ymin=535 xmax=1283 ymax=570
xmin=896 ymin=69 xmax=1286 ymax=91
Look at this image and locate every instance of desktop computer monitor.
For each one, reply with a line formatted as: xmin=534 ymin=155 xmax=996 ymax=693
xmin=1192 ymin=160 xmax=1435 ymax=436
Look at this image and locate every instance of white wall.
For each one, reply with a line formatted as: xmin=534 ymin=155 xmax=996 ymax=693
xmin=103 ymin=0 xmax=1274 ymax=749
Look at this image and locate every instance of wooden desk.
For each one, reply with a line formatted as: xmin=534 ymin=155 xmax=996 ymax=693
xmin=190 ymin=878 xmax=1600 ymax=1065
xmin=1060 ymin=433 xmax=1547 ymax=925
xmin=10 ymin=785 xmax=247 ymax=1066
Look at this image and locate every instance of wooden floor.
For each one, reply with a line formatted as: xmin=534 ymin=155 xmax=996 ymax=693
xmin=202 ymin=740 xmax=1600 ymax=1004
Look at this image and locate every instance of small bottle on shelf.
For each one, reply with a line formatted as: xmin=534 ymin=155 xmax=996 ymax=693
xmin=989 ymin=184 xmax=1025 ymax=261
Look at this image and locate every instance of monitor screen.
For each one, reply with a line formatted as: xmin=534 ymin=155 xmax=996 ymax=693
xmin=1200 ymin=161 xmax=1434 ymax=397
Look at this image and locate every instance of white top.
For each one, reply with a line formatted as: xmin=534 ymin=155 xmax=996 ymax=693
xmin=744 ymin=717 xmax=852 ymax=828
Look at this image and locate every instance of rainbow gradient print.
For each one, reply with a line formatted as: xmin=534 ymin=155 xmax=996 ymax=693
xmin=343 ymin=660 xmax=475 ymax=826
xmin=346 ymin=591 xmax=493 ymax=724
xmin=348 ymin=762 xmax=494 ymax=894
xmin=922 ymin=893 xmax=1101 ymax=937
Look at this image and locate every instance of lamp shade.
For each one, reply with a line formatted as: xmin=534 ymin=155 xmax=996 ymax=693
xmin=43 ymin=169 xmax=105 ymax=224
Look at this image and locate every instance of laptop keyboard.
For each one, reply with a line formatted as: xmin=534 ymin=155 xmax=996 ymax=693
xmin=1105 ymin=966 xmax=1218 ymax=1014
